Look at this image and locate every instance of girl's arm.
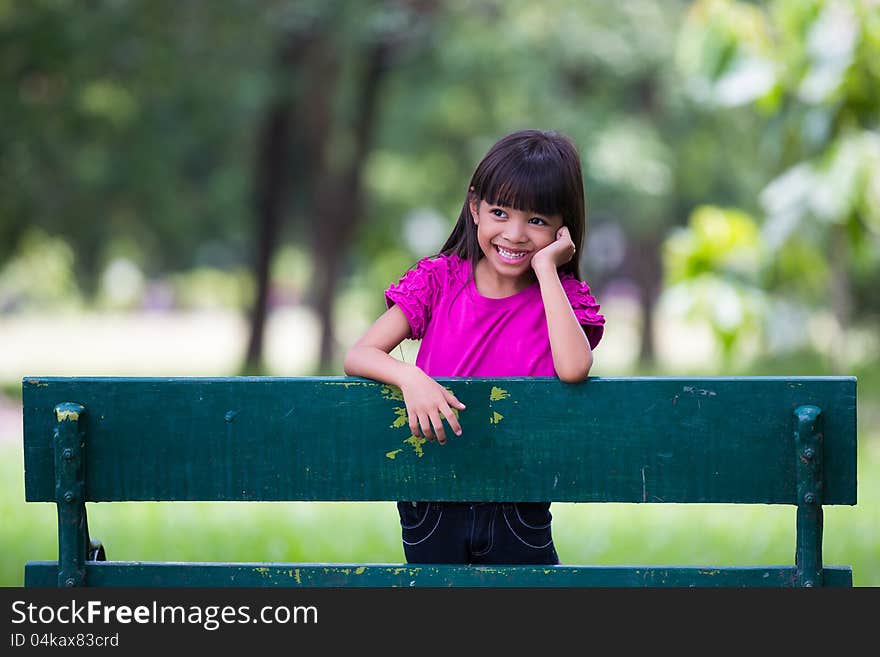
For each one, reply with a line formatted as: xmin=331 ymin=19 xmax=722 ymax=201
xmin=531 ymin=227 xmax=594 ymax=383
xmin=343 ymin=305 xmax=465 ymax=444
xmin=343 ymin=304 xmax=419 ymax=390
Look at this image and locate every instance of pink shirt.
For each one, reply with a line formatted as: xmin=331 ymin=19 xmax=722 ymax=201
xmin=385 ymin=254 xmax=604 ymax=377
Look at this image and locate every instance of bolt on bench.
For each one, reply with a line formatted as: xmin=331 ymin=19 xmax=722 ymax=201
xmin=22 ymin=376 xmax=857 ymax=587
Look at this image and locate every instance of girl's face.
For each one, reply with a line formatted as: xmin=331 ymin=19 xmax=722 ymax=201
xmin=470 ymin=199 xmax=564 ymax=289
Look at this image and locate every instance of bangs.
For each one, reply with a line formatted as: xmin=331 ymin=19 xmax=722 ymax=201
xmin=452 ymin=128 xmax=586 ymax=278
xmin=478 ymin=151 xmax=575 ymax=218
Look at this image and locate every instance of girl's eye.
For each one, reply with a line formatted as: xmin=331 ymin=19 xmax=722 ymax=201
xmin=528 ymin=216 xmax=548 ymax=225
xmin=490 ymin=208 xmax=507 ymax=218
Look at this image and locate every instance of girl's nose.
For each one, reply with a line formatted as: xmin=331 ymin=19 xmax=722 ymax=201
xmin=503 ymin=221 xmax=527 ymax=243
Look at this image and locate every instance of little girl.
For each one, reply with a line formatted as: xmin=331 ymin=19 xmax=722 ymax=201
xmin=344 ymin=129 xmax=605 ymax=565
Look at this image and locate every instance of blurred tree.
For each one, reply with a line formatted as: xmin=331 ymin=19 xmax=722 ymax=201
xmin=663 ymin=205 xmax=768 ymax=367
xmin=2 ymin=0 xmax=810 ymax=375
xmin=345 ymin=0 xmax=769 ymax=368
xmin=243 ymin=0 xmax=440 ymax=374
xmin=676 ymin=0 xmax=880 ymax=369
xmin=0 ymin=228 xmax=83 ymax=312
xmin=0 ymin=0 xmax=272 ymax=291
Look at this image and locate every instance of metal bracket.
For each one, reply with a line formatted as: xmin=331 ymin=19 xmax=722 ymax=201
xmin=794 ymin=405 xmax=824 ymax=587
xmin=54 ymin=402 xmax=89 ymax=587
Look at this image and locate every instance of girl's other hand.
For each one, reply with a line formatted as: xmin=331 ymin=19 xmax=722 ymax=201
xmin=531 ymin=226 xmax=576 ymax=273
xmin=399 ymin=367 xmax=466 ymax=445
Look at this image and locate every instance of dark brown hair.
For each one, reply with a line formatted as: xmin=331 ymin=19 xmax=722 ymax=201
xmin=438 ymin=129 xmax=587 ymax=280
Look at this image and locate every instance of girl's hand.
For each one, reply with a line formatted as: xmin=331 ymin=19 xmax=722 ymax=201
xmin=399 ymin=366 xmax=466 ymax=445
xmin=531 ymin=226 xmax=576 ymax=273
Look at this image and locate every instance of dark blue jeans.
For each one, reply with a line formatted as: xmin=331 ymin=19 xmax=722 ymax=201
xmin=396 ymin=501 xmax=560 ymax=565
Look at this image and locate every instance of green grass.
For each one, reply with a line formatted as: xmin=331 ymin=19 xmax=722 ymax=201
xmin=3 ymin=349 xmax=877 ymax=587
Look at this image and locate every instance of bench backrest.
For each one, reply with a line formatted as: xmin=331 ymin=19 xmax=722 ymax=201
xmin=24 ymin=376 xmax=857 ymax=503
xmin=22 ymin=376 xmax=857 ymax=587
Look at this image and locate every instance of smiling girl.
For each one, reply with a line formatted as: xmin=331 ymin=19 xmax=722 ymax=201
xmin=343 ymin=129 xmax=605 ymax=565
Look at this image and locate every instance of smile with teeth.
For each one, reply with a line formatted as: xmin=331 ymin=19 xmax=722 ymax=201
xmin=494 ymin=245 xmax=530 ymax=262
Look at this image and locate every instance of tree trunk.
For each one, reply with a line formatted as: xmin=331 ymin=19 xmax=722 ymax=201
xmin=241 ymin=31 xmax=329 ymax=375
xmin=310 ymin=39 xmax=394 ymax=373
xmin=242 ymin=101 xmax=292 ymax=374
xmin=244 ymin=4 xmax=438 ymax=375
xmin=630 ymin=233 xmax=663 ymax=368
xmin=632 ymin=77 xmax=664 ymax=368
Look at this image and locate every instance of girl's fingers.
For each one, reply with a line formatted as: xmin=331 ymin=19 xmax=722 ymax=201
xmin=428 ymin=411 xmax=447 ymax=445
xmin=441 ymin=403 xmax=462 ymax=437
xmin=408 ymin=389 xmax=466 ymax=444
xmin=419 ymin=414 xmax=435 ymax=442
xmin=407 ymin=406 xmax=420 ymax=439
xmin=444 ymin=390 xmax=466 ymax=410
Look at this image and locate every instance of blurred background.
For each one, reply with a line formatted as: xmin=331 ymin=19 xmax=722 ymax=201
xmin=1 ymin=0 xmax=878 ymax=585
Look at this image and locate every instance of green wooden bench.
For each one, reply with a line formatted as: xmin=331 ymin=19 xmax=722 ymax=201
xmin=22 ymin=375 xmax=857 ymax=587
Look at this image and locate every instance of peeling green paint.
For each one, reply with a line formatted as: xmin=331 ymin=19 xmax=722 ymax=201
xmin=26 ymin=379 xmax=48 ymax=387
xmin=404 ymin=435 xmax=426 ymax=457
xmin=381 ymin=385 xmax=404 ymax=401
xmin=490 ymin=386 xmax=510 ymax=401
xmin=355 ymin=566 xmax=366 ymax=575
xmin=55 ymin=408 xmax=80 ymax=422
xmin=444 ymin=387 xmax=460 ymax=418
xmin=489 ymin=411 xmax=504 ymax=424
xmin=294 ymin=569 xmax=301 ymax=584
xmin=323 ymin=381 xmax=369 ymax=387
xmin=386 ymin=449 xmax=403 ymax=459
xmin=390 ymin=407 xmax=408 ymax=428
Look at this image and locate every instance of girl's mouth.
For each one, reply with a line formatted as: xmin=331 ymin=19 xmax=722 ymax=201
xmin=494 ymin=245 xmax=530 ymax=263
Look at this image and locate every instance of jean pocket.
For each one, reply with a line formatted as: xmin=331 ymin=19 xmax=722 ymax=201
xmin=397 ymin=501 xmax=443 ymax=546
xmin=502 ymin=502 xmax=554 ymax=549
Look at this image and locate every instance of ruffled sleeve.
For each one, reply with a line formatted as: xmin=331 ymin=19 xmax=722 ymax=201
xmin=384 ymin=256 xmax=450 ymax=340
xmin=561 ymin=275 xmax=605 ymax=349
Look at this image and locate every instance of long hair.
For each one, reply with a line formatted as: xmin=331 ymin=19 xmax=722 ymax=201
xmin=438 ymin=129 xmax=587 ymax=280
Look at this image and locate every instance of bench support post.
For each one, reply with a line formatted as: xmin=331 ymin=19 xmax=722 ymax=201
xmin=54 ymin=403 xmax=89 ymax=588
xmin=794 ymin=405 xmax=823 ymax=588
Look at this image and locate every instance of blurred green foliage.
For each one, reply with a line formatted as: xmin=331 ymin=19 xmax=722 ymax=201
xmin=663 ymin=206 xmax=767 ymax=364
xmin=676 ymin=0 xmax=880 ymax=339
xmin=0 ymin=0 xmax=877 ymax=369
xmin=0 ymin=228 xmax=83 ymax=312
xmin=665 ymin=205 xmax=764 ymax=284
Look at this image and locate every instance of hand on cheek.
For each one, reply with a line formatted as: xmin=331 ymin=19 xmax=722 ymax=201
xmin=532 ymin=226 xmax=575 ymax=271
